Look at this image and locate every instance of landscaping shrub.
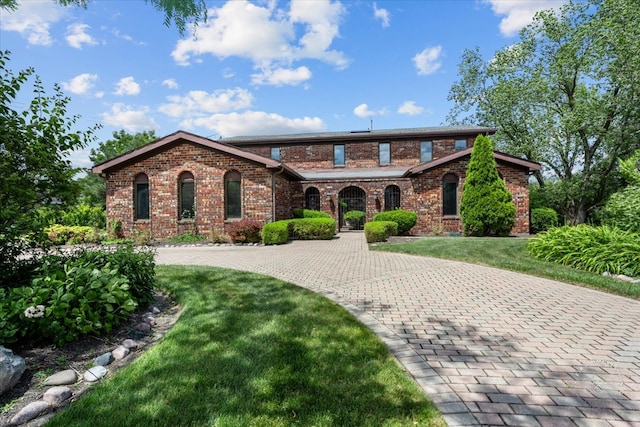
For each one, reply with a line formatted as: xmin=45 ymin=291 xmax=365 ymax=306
xmin=45 ymin=225 xmax=102 ymax=245
xmin=261 ymin=221 xmax=290 ymax=245
xmin=531 ymin=207 xmax=558 ymax=234
xmin=364 ymin=221 xmax=397 ymax=243
xmin=209 ymin=228 xmax=231 ymax=244
xmin=227 ymin=219 xmax=263 ymax=243
xmin=61 ymin=204 xmax=106 ymax=228
xmin=603 ymin=186 xmax=640 ymax=232
xmin=292 ymin=208 xmax=331 ymax=218
xmin=169 ymin=232 xmax=206 ymax=243
xmin=528 ymin=225 xmax=640 ymax=277
xmin=344 ymin=210 xmax=365 ymax=229
xmin=373 ymin=210 xmax=417 ymax=235
xmin=290 ymin=218 xmax=335 ymax=240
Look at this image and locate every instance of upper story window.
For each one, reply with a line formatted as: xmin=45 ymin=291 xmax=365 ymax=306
xmin=420 ymin=141 xmax=433 ymax=163
xmin=442 ymin=173 xmax=459 ymax=216
xmin=225 ymin=170 xmax=242 ymax=219
xmin=379 ymin=142 xmax=390 ymax=165
xmin=270 ymin=147 xmax=280 ymax=161
xmin=134 ymin=173 xmax=149 ymax=220
xmin=334 ymin=144 xmax=345 ymax=167
xmin=455 ymin=139 xmax=467 ymax=151
xmin=179 ymin=171 xmax=195 ymax=220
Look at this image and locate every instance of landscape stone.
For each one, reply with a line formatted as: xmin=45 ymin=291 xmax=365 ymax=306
xmin=43 ymin=369 xmax=77 ymax=386
xmin=135 ymin=322 xmax=151 ymax=333
xmin=0 ymin=346 xmax=26 ymax=396
xmin=143 ymin=315 xmax=156 ymax=325
xmin=9 ymin=401 xmax=51 ymax=425
xmin=84 ymin=366 xmax=108 ymax=382
xmin=151 ymin=306 xmax=161 ymax=314
xmin=112 ymin=345 xmax=130 ymax=360
xmin=43 ymin=386 xmax=72 ymax=406
xmin=94 ymin=352 xmax=113 ymax=366
xmin=122 ymin=339 xmax=139 ymax=349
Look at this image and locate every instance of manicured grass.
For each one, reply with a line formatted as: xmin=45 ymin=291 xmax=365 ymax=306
xmin=371 ymin=237 xmax=640 ymax=299
xmin=47 ymin=266 xmax=445 ymax=427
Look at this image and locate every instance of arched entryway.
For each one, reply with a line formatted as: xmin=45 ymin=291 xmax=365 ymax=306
xmin=338 ymin=186 xmax=366 ymax=230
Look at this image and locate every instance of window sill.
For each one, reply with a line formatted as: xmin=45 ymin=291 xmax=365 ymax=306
xmin=442 ymin=215 xmax=460 ymax=219
xmin=178 ymin=218 xmax=196 ymax=223
xmin=134 ymin=219 xmax=150 ymax=222
xmin=224 ymin=218 xmax=243 ymax=223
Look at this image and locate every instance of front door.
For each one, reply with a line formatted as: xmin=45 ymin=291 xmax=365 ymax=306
xmin=338 ymin=186 xmax=366 ymax=230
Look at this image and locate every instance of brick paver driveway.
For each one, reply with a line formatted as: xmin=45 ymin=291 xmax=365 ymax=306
xmin=155 ymin=231 xmax=640 ymax=426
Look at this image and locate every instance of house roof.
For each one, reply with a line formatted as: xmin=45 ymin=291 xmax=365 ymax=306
xmin=299 ymin=167 xmax=410 ymax=181
xmin=91 ymin=130 xmax=304 ymax=180
xmin=223 ymin=126 xmax=497 ymax=146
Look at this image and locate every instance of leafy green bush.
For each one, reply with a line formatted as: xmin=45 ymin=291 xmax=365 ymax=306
xmin=603 ymin=186 xmax=640 ymax=232
xmin=45 ymin=225 xmax=102 ymax=245
xmin=372 ymin=210 xmax=417 ymax=235
xmin=261 ymin=221 xmax=290 ymax=245
xmin=528 ymin=225 xmax=640 ymax=277
xmin=364 ymin=221 xmax=397 ymax=243
xmin=531 ymin=207 xmax=558 ymax=234
xmin=290 ymin=218 xmax=335 ymax=240
xmin=344 ymin=210 xmax=365 ymax=229
xmin=292 ymin=209 xmax=331 ymax=218
xmin=227 ymin=219 xmax=263 ymax=243
xmin=62 ymin=204 xmax=106 ymax=228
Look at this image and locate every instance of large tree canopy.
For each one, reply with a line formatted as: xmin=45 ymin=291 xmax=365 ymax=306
xmin=447 ymin=0 xmax=640 ymax=224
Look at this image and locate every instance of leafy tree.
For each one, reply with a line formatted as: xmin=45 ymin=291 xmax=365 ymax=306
xmin=460 ymin=135 xmax=516 ymax=236
xmin=603 ymin=149 xmax=640 ymax=231
xmin=448 ymin=0 xmax=640 ymax=225
xmin=77 ymin=130 xmax=156 ymax=207
xmin=0 ymin=50 xmax=97 ymax=284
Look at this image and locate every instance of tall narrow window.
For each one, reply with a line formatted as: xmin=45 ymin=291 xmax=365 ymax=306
xmin=305 ymin=187 xmax=321 ymax=211
xmin=334 ymin=144 xmax=345 ymax=166
xmin=379 ymin=142 xmax=390 ymax=165
xmin=455 ymin=139 xmax=467 ymax=151
xmin=225 ymin=170 xmax=241 ymax=219
xmin=270 ymin=147 xmax=280 ymax=161
xmin=384 ymin=185 xmax=401 ymax=211
xmin=179 ymin=171 xmax=195 ymax=219
xmin=442 ymin=173 xmax=459 ymax=215
xmin=134 ymin=173 xmax=149 ymax=220
xmin=420 ymin=141 xmax=433 ymax=162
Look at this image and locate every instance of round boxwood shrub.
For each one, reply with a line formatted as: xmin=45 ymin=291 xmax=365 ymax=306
xmin=373 ymin=210 xmax=417 ymax=235
xmin=344 ymin=210 xmax=365 ymax=230
xmin=531 ymin=207 xmax=558 ymax=234
xmin=364 ymin=221 xmax=398 ymax=243
xmin=292 ymin=209 xmax=331 ymax=218
xmin=261 ymin=221 xmax=290 ymax=245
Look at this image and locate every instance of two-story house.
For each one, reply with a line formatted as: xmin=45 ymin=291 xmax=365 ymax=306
xmin=91 ymin=126 xmax=541 ymax=239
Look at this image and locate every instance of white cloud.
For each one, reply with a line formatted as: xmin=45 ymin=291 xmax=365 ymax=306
xmin=68 ymin=149 xmax=94 ymax=169
xmin=61 ymin=73 xmax=98 ymax=95
xmin=0 ymin=0 xmax=66 ymax=46
xmin=101 ymin=103 xmax=159 ymax=132
xmin=66 ymin=23 xmax=97 ymax=49
xmin=373 ymin=3 xmax=390 ymax=28
xmin=114 ymin=76 xmax=141 ymax=96
xmin=483 ymin=0 xmax=566 ymax=37
xmin=353 ymin=103 xmax=386 ymax=118
xmin=162 ymin=78 xmax=179 ymax=90
xmin=183 ymin=110 xmax=326 ymax=138
xmin=159 ymin=88 xmax=254 ymax=118
xmin=397 ymin=101 xmax=424 ymax=116
xmin=251 ymin=66 xmax=312 ymax=86
xmin=413 ymin=46 xmax=442 ymax=75
xmin=171 ymin=0 xmax=348 ymax=83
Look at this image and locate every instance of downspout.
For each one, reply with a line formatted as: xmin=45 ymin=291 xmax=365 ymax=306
xmin=271 ymin=166 xmax=285 ymax=222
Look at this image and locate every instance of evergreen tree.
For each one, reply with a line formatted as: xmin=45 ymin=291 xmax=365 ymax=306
xmin=460 ymin=135 xmax=516 ymax=236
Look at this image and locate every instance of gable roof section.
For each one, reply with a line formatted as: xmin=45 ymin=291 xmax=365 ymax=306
xmin=404 ymin=147 xmax=542 ymax=177
xmin=91 ymin=130 xmax=304 ymax=180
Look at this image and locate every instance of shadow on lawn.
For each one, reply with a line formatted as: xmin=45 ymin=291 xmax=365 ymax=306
xmin=46 ymin=266 xmax=443 ymax=427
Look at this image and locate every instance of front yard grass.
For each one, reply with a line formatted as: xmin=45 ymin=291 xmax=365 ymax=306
xmin=46 ymin=265 xmax=445 ymax=427
xmin=371 ymin=237 xmax=640 ymax=300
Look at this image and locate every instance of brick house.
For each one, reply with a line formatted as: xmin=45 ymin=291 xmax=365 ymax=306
xmin=91 ymin=126 xmax=541 ymax=238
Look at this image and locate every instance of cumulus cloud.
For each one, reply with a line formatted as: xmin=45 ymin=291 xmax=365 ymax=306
xmin=483 ymin=0 xmax=566 ymax=37
xmin=397 ymin=101 xmax=424 ymax=116
xmin=66 ymin=23 xmax=97 ymax=49
xmin=101 ymin=103 xmax=159 ymax=132
xmin=413 ymin=46 xmax=442 ymax=75
xmin=0 ymin=0 xmax=66 ymax=46
xmin=159 ymin=88 xmax=254 ymax=118
xmin=61 ymin=73 xmax=98 ymax=95
xmin=162 ymin=78 xmax=179 ymax=90
xmin=114 ymin=76 xmax=141 ymax=96
xmin=373 ymin=3 xmax=390 ymax=28
xmin=183 ymin=110 xmax=326 ymax=138
xmin=251 ymin=66 xmax=312 ymax=86
xmin=171 ymin=0 xmax=348 ymax=85
xmin=353 ymin=103 xmax=386 ymax=118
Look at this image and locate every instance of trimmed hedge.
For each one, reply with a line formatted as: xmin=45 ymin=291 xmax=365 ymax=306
xmin=261 ymin=221 xmax=290 ymax=245
xmin=292 ymin=209 xmax=331 ymax=219
xmin=531 ymin=207 xmax=558 ymax=234
xmin=290 ymin=218 xmax=335 ymax=240
xmin=372 ymin=210 xmax=417 ymax=235
xmin=364 ymin=221 xmax=398 ymax=243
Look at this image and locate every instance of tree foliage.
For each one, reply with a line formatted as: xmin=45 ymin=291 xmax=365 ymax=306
xmin=603 ymin=149 xmax=640 ymax=232
xmin=460 ymin=135 xmax=516 ymax=236
xmin=448 ymin=0 xmax=640 ymax=225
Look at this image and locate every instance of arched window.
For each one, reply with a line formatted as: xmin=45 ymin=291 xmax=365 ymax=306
xmin=134 ymin=173 xmax=149 ymax=220
xmin=225 ymin=170 xmax=241 ymax=219
xmin=384 ymin=185 xmax=401 ymax=211
xmin=179 ymin=171 xmax=195 ymax=219
xmin=442 ymin=173 xmax=459 ymax=216
xmin=305 ymin=187 xmax=320 ymax=211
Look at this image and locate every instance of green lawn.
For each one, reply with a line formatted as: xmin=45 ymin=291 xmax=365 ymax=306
xmin=47 ymin=266 xmax=445 ymax=427
xmin=371 ymin=237 xmax=640 ymax=299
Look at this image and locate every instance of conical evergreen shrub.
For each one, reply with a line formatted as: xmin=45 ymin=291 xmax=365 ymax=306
xmin=460 ymin=135 xmax=516 ymax=236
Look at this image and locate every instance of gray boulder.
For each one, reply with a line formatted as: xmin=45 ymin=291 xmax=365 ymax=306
xmin=0 ymin=346 xmax=26 ymax=396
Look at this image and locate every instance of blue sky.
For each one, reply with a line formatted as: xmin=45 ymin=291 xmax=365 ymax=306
xmin=1 ymin=0 xmax=566 ymax=169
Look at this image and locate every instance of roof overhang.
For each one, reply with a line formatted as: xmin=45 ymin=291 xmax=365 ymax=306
xmin=299 ymin=167 xmax=410 ymax=181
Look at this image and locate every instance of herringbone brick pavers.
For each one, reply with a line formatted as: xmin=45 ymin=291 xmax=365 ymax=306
xmin=155 ymin=232 xmax=640 ymax=426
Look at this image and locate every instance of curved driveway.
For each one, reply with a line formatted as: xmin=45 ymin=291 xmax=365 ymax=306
xmin=155 ymin=232 xmax=640 ymax=427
